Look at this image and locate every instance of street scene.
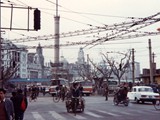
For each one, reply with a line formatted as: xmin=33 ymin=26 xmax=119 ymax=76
xmin=1 ymin=0 xmax=160 ymax=120
xmin=23 ymin=94 xmax=159 ymax=120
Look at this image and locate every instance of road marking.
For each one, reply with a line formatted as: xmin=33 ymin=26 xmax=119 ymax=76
xmin=85 ymin=111 xmax=103 ymax=118
xmin=97 ymin=110 xmax=121 ymax=117
xmin=68 ymin=114 xmax=86 ymax=119
xmin=118 ymin=111 xmax=133 ymax=115
xmin=32 ymin=112 xmax=45 ymax=120
xmin=49 ymin=111 xmax=66 ymax=120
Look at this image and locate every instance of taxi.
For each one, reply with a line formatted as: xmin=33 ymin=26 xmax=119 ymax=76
xmin=127 ymin=86 xmax=160 ymax=104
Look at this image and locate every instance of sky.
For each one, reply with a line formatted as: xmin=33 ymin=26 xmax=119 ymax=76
xmin=1 ymin=0 xmax=160 ymax=71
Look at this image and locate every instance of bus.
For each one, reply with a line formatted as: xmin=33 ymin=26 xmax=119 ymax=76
xmin=49 ymin=78 xmax=69 ymax=96
xmin=70 ymin=80 xmax=94 ymax=96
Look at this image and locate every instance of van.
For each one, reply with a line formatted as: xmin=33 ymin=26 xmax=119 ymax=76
xmin=103 ymin=79 xmax=119 ymax=94
xmin=49 ymin=78 xmax=69 ymax=96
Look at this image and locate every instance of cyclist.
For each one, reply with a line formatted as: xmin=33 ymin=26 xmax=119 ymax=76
xmin=71 ymin=83 xmax=80 ymax=97
xmin=60 ymin=85 xmax=67 ymax=101
xmin=70 ymin=83 xmax=81 ymax=108
xmin=30 ymin=85 xmax=37 ymax=101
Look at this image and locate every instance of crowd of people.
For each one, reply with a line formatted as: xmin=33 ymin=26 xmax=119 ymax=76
xmin=0 ymin=88 xmax=28 ymax=120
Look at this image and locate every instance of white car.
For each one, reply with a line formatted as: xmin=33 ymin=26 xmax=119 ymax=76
xmin=127 ymin=86 xmax=160 ymax=104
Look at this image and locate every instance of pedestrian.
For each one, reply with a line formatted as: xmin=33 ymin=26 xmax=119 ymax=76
xmin=42 ymin=87 xmax=46 ymax=96
xmin=14 ymin=89 xmax=28 ymax=120
xmin=23 ymin=86 xmax=27 ymax=97
xmin=104 ymin=85 xmax=109 ymax=101
xmin=10 ymin=91 xmax=17 ymax=114
xmin=0 ymin=88 xmax=14 ymax=120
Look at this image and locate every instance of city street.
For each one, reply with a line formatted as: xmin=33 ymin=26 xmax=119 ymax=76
xmin=23 ymin=94 xmax=159 ymax=120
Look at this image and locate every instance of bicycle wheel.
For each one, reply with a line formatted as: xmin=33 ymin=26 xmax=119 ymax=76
xmin=154 ymin=100 xmax=160 ymax=110
xmin=53 ymin=94 xmax=60 ymax=103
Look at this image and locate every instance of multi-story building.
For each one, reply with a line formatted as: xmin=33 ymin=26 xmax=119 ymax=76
xmin=140 ymin=63 xmax=160 ymax=85
xmin=1 ymin=40 xmax=52 ymax=87
xmin=27 ymin=43 xmax=45 ymax=79
xmin=2 ymin=40 xmax=28 ymax=79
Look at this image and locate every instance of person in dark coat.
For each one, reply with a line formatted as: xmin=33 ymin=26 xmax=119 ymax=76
xmin=0 ymin=88 xmax=14 ymax=120
xmin=10 ymin=91 xmax=17 ymax=114
xmin=14 ymin=89 xmax=28 ymax=120
xmin=79 ymin=84 xmax=83 ymax=97
xmin=104 ymin=85 xmax=109 ymax=101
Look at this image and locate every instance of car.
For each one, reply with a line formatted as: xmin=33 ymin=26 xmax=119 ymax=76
xmin=49 ymin=78 xmax=69 ymax=96
xmin=127 ymin=86 xmax=160 ymax=104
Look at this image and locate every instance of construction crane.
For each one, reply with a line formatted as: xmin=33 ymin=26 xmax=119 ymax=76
xmin=8 ymin=12 xmax=160 ymax=49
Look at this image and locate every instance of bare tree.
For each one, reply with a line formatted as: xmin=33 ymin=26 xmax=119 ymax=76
xmin=1 ymin=60 xmax=18 ymax=88
xmin=76 ymin=63 xmax=91 ymax=81
xmin=101 ymin=51 xmax=131 ymax=85
xmin=88 ymin=57 xmax=113 ymax=88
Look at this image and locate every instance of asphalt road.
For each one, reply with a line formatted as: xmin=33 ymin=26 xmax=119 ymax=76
xmin=23 ymin=94 xmax=160 ymax=120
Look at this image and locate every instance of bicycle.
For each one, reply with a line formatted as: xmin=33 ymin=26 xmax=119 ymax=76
xmin=53 ymin=90 xmax=61 ymax=103
xmin=29 ymin=92 xmax=37 ymax=102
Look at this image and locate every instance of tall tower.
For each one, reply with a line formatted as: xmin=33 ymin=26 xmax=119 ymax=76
xmin=36 ymin=43 xmax=44 ymax=78
xmin=54 ymin=0 xmax=60 ymax=80
xmin=77 ymin=47 xmax=85 ymax=64
xmin=36 ymin=43 xmax=44 ymax=66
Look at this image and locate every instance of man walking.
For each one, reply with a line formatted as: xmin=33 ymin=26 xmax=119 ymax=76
xmin=105 ymin=85 xmax=109 ymax=101
xmin=14 ymin=89 xmax=28 ymax=120
xmin=0 ymin=88 xmax=14 ymax=120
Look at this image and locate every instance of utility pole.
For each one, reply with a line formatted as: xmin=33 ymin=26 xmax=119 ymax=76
xmin=132 ymin=48 xmax=135 ymax=84
xmin=152 ymin=52 xmax=156 ymax=81
xmin=54 ymin=0 xmax=60 ymax=80
xmin=148 ymin=39 xmax=153 ymax=84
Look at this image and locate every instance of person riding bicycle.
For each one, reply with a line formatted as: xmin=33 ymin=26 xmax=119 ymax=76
xmin=71 ymin=83 xmax=80 ymax=98
xmin=30 ymin=85 xmax=37 ymax=100
xmin=70 ymin=83 xmax=81 ymax=107
xmin=60 ymin=85 xmax=67 ymax=101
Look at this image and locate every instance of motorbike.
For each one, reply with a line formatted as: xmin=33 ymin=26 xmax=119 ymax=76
xmin=113 ymin=92 xmax=129 ymax=106
xmin=65 ymin=96 xmax=85 ymax=114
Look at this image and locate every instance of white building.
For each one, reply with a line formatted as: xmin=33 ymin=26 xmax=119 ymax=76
xmin=2 ymin=40 xmax=28 ymax=78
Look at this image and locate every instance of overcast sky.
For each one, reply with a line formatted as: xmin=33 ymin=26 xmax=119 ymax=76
xmin=1 ymin=0 xmax=160 ymax=71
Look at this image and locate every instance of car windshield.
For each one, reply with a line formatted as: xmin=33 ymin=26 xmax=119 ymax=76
xmin=138 ymin=88 xmax=153 ymax=92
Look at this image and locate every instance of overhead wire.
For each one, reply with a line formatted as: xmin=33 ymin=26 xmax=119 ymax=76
xmin=2 ymin=0 xmax=160 ymax=52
